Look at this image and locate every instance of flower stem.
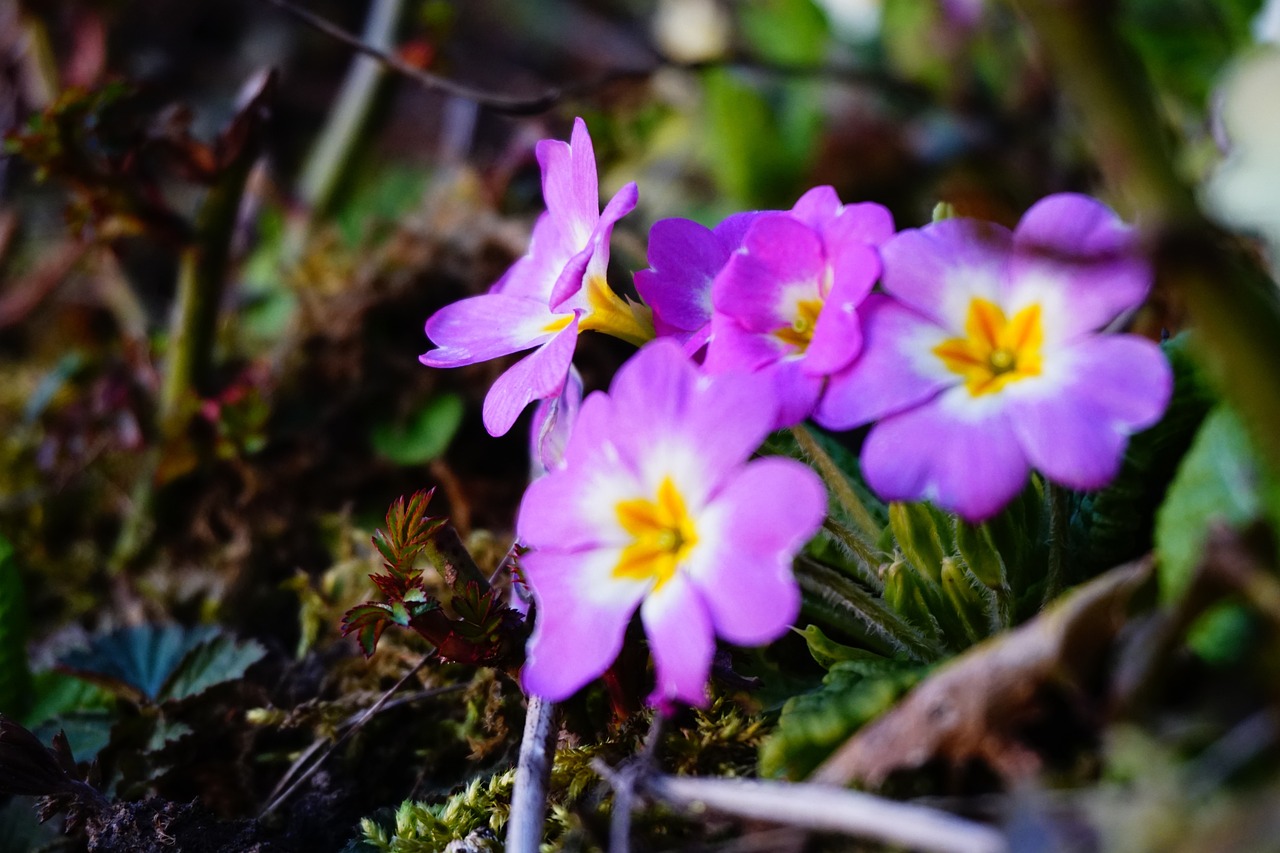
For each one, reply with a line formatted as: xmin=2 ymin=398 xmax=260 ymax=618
xmin=506 ymin=696 xmax=558 ymax=853
xmin=790 ymin=424 xmax=880 ymax=538
xmin=795 ymin=557 xmax=945 ymax=663
xmin=821 ymin=517 xmax=884 ymax=593
xmin=1043 ymin=483 xmax=1069 ymax=607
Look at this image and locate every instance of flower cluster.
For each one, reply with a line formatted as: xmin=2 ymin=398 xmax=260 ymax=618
xmin=419 ymin=118 xmax=1173 ymax=707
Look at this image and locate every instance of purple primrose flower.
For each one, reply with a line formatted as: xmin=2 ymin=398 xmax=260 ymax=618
xmin=702 ymin=187 xmax=895 ymax=428
xmin=634 ymin=211 xmax=761 ymax=354
xmin=420 ymin=118 xmax=653 ymax=437
xmin=515 ymin=340 xmax=826 ymax=707
xmin=816 ymin=193 xmax=1173 ymax=521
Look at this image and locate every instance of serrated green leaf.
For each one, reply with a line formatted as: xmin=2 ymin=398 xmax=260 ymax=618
xmin=58 ymin=624 xmax=219 ymax=703
xmin=370 ymin=393 xmax=464 ymax=466
xmin=759 ymin=659 xmax=925 ymax=779
xmin=158 ymin=634 xmax=267 ymax=703
xmin=1155 ymin=405 xmax=1273 ymax=603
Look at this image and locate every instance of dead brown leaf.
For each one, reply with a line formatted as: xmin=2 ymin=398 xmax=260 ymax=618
xmin=810 ymin=558 xmax=1154 ymax=789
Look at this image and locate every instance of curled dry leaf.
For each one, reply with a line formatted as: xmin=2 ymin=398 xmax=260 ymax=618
xmin=810 ymin=558 xmax=1154 ymax=788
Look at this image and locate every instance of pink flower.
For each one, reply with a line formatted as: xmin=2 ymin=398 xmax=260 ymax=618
xmin=420 ymin=118 xmax=653 ymax=436
xmin=702 ymin=187 xmax=894 ymax=427
xmin=634 ymin=211 xmax=761 ymax=354
xmin=515 ymin=340 xmax=826 ymax=707
xmin=816 ymin=193 xmax=1173 ymax=521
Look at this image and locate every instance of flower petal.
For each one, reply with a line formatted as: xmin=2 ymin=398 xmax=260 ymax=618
xmin=881 ymin=219 xmax=1012 ymax=330
xmin=551 ymin=181 xmax=639 ymax=312
xmin=704 ymin=313 xmax=786 ymax=374
xmin=421 ymin=293 xmax=566 ymax=367
xmin=495 ymin=212 xmax=574 ymax=300
xmin=861 ymin=389 xmax=1031 ymax=521
xmin=821 ymin=201 xmax=896 ymax=248
xmin=641 ymin=571 xmax=715 ymax=708
xmin=1008 ymin=193 xmax=1151 ymax=341
xmin=789 ymin=185 xmax=843 ymax=230
xmin=712 ymin=215 xmax=826 ymax=333
xmin=521 ymin=547 xmax=646 ymax=702
xmin=816 ymin=295 xmax=955 ymax=430
xmin=535 ymin=117 xmax=600 ymax=248
xmin=481 ymin=318 xmax=579 ymax=436
xmin=634 ymin=218 xmax=725 ymax=337
xmin=687 ymin=457 xmax=822 ymax=645
xmin=803 ymin=241 xmax=880 ymax=375
xmin=517 ymin=396 xmax=641 ymax=552
xmin=608 ymin=340 xmax=776 ymax=504
xmin=768 ymin=359 xmax=824 ymax=429
xmin=1006 ymin=335 xmax=1172 ymax=490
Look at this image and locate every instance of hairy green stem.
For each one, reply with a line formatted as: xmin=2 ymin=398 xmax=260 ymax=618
xmin=821 ymin=517 xmax=885 ymax=592
xmin=789 ymin=424 xmax=880 ymax=537
xmin=796 ymin=557 xmax=944 ymax=663
xmin=1043 ymin=483 xmax=1068 ymax=606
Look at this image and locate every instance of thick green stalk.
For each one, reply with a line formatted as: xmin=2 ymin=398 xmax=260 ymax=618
xmin=1012 ymin=0 xmax=1280 ymax=478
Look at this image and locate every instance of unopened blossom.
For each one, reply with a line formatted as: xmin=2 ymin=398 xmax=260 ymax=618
xmin=702 ymin=186 xmax=894 ymax=427
xmin=420 ymin=118 xmax=653 ymax=436
xmin=516 ymin=340 xmax=825 ymax=707
xmin=528 ymin=365 xmax=582 ymax=478
xmin=816 ymin=193 xmax=1173 ymax=521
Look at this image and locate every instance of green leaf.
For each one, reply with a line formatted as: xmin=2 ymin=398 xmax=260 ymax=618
xmin=738 ymin=0 xmax=831 ymax=66
xmin=759 ymin=659 xmax=924 ymax=779
xmin=58 ymin=624 xmax=219 ymax=703
xmin=0 ymin=536 xmax=31 ymax=719
xmin=23 ymin=669 xmax=112 ymax=728
xmin=1154 ymin=405 xmax=1272 ymax=603
xmin=797 ymin=624 xmax=889 ymax=670
xmin=370 ymin=393 xmax=464 ymax=466
xmin=158 ymin=634 xmax=267 ymax=703
xmin=1186 ymin=600 xmax=1256 ymax=665
xmin=343 ymin=603 xmax=395 ymax=657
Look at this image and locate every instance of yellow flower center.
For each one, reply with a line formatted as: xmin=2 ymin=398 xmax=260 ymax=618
xmin=577 ymin=275 xmax=655 ymax=347
xmin=772 ymin=297 xmax=824 ymax=353
xmin=932 ymin=298 xmax=1044 ymax=396
xmin=612 ymin=476 xmax=699 ymax=593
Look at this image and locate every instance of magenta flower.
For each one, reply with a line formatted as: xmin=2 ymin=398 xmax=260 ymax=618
xmin=634 ymin=211 xmax=760 ymax=354
xmin=702 ymin=187 xmax=894 ymax=427
xmin=420 ymin=118 xmax=653 ymax=436
xmin=816 ymin=193 xmax=1173 ymax=521
xmin=516 ymin=340 xmax=826 ymax=707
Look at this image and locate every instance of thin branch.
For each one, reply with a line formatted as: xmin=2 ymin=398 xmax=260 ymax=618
xmin=642 ymin=775 xmax=1008 ymax=853
xmin=261 ymin=0 xmax=932 ymax=116
xmin=505 ymin=696 xmax=558 ymax=853
xmin=258 ymin=657 xmax=458 ymax=818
